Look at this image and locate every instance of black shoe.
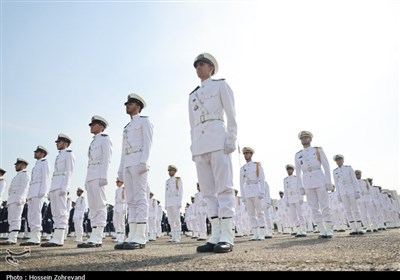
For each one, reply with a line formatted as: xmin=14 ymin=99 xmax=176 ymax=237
xmin=295 ymin=234 xmax=307 ymax=237
xmin=318 ymin=235 xmax=328 ymax=239
xmin=41 ymin=242 xmax=63 ymax=247
xmin=78 ymin=242 xmax=102 ymax=248
xmin=122 ymin=242 xmax=145 ymax=250
xmin=214 ymin=242 xmax=233 ymax=253
xmin=197 ymin=242 xmax=216 ymax=253
xmin=20 ymin=241 xmax=40 ymax=246
xmin=114 ymin=242 xmax=126 ymax=250
xmin=0 ymin=241 xmax=16 ymax=245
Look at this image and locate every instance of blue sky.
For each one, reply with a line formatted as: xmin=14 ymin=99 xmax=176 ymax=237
xmin=1 ymin=0 xmax=399 ymax=208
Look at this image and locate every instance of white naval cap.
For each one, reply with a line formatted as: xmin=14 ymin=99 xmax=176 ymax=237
xmin=125 ymin=93 xmax=146 ymax=109
xmin=15 ymin=158 xmax=29 ymax=165
xmin=355 ymin=170 xmax=362 ymax=174
xmin=242 ymin=147 xmax=255 ymax=154
xmin=194 ymin=53 xmax=219 ymax=76
xmin=285 ymin=164 xmax=295 ymax=170
xmin=55 ymin=133 xmax=72 ymax=144
xmin=89 ymin=115 xmax=109 ymax=129
xmin=34 ymin=145 xmax=48 ymax=155
xmin=298 ymin=130 xmax=313 ymax=139
xmin=168 ymin=165 xmax=177 ymax=172
xmin=333 ymin=154 xmax=344 ymax=161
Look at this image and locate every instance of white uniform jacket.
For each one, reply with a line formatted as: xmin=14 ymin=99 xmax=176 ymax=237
xmin=7 ymin=170 xmax=30 ymax=205
xmin=50 ymin=149 xmax=75 ymax=192
xmin=240 ymin=161 xmax=265 ymax=199
xmin=165 ymin=176 xmax=183 ymax=208
xmin=283 ymin=175 xmax=303 ymax=204
xmin=118 ymin=115 xmax=153 ymax=181
xmin=188 ymin=78 xmax=237 ymax=156
xmin=333 ymin=165 xmax=360 ymax=197
xmin=28 ymin=158 xmax=51 ymax=199
xmin=295 ymin=146 xmax=332 ymax=189
xmin=85 ymin=133 xmax=112 ymax=183
xmin=73 ymin=196 xmax=87 ymax=218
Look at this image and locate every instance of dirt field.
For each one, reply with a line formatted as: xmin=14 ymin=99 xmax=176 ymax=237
xmin=0 ymin=228 xmax=399 ymax=273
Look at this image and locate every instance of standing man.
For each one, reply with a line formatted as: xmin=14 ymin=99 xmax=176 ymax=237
xmin=113 ymin=178 xmax=127 ymax=243
xmin=283 ymin=164 xmax=307 ymax=237
xmin=165 ymin=165 xmax=183 ymax=243
xmin=332 ymin=155 xmax=363 ymax=235
xmin=41 ymin=133 xmax=75 ymax=247
xmin=20 ymin=146 xmax=51 ymax=246
xmin=0 ymin=168 xmax=6 ymax=205
xmin=355 ymin=170 xmax=376 ymax=232
xmin=78 ymin=115 xmax=112 ymax=248
xmin=115 ymin=93 xmax=153 ymax=250
xmin=73 ymin=188 xmax=87 ymax=243
xmin=294 ymin=131 xmax=334 ymax=238
xmin=0 ymin=158 xmax=30 ymax=245
xmin=240 ymin=147 xmax=266 ymax=241
xmin=188 ymin=53 xmax=237 ymax=253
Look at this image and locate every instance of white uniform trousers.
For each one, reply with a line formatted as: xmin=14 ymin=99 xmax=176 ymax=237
xmin=148 ymin=215 xmax=157 ymax=237
xmin=8 ymin=203 xmax=24 ymax=231
xmin=289 ymin=202 xmax=305 ymax=227
xmin=113 ymin=210 xmax=126 ymax=233
xmin=235 ymin=212 xmax=244 ymax=235
xmin=341 ymin=194 xmax=361 ymax=222
xmin=73 ymin=216 xmax=84 ymax=237
xmin=166 ymin=206 xmax=181 ymax=233
xmin=245 ymin=197 xmax=266 ymax=229
xmin=263 ymin=205 xmax=273 ymax=231
xmin=194 ymin=150 xmax=235 ymax=218
xmin=304 ymin=187 xmax=332 ymax=224
xmin=49 ymin=188 xmax=68 ymax=229
xmin=86 ymin=179 xmax=107 ymax=227
xmin=196 ymin=211 xmax=208 ymax=234
xmin=372 ymin=202 xmax=384 ymax=227
xmin=358 ymin=200 xmax=374 ymax=229
xmin=27 ymin=197 xmax=45 ymax=232
xmin=123 ymin=165 xmax=148 ymax=223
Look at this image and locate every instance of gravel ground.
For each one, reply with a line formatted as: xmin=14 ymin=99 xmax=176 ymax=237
xmin=0 ymin=228 xmax=399 ymax=272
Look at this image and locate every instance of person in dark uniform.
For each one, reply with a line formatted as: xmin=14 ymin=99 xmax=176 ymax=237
xmin=0 ymin=201 xmax=9 ymax=239
xmin=42 ymin=200 xmax=53 ymax=240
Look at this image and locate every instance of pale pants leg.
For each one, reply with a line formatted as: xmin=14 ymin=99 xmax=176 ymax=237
xmin=235 ymin=213 xmax=244 ymax=235
xmin=7 ymin=203 xmax=24 ymax=231
xmin=166 ymin=206 xmax=181 ymax=233
xmin=148 ymin=216 xmax=156 ymax=238
xmin=86 ymin=179 xmax=107 ymax=227
xmin=49 ymin=189 xmax=68 ymax=229
xmin=289 ymin=202 xmax=305 ymax=227
xmin=245 ymin=197 xmax=260 ymax=229
xmin=113 ymin=211 xmax=126 ymax=234
xmin=263 ymin=206 xmax=273 ymax=231
xmin=358 ymin=200 xmax=373 ymax=229
xmin=27 ymin=197 xmax=44 ymax=232
xmin=305 ymin=187 xmax=332 ymax=224
xmin=194 ymin=150 xmax=235 ymax=219
xmin=341 ymin=194 xmax=361 ymax=222
xmin=73 ymin=216 xmax=84 ymax=238
xmin=198 ymin=211 xmax=208 ymax=234
xmin=124 ymin=165 xmax=149 ymax=224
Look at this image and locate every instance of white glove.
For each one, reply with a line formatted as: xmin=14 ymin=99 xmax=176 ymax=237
xmin=325 ymin=183 xmax=334 ymax=192
xmin=138 ymin=163 xmax=148 ymax=175
xmin=300 ymin=188 xmax=306 ymax=195
xmin=99 ymin=179 xmax=108 ymax=187
xmin=224 ymin=140 xmax=236 ymax=154
xmin=16 ymin=199 xmax=25 ymax=206
xmin=59 ymin=190 xmax=67 ymax=196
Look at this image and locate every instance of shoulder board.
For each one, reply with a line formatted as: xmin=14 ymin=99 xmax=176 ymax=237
xmin=140 ymin=116 xmax=148 ymax=118
xmin=41 ymin=159 xmax=47 ymax=161
xmin=22 ymin=170 xmax=27 ymax=172
xmin=344 ymin=165 xmax=350 ymax=167
xmin=101 ymin=134 xmax=108 ymax=137
xmin=296 ymin=150 xmax=302 ymax=154
xmin=212 ymin=78 xmax=225 ymax=81
xmin=66 ymin=150 xmax=72 ymax=152
xmin=189 ymin=86 xmax=200 ymax=95
xmin=124 ymin=122 xmax=130 ymax=128
xmin=175 ymin=177 xmax=181 ymax=179
xmin=255 ymin=162 xmax=261 ymax=165
xmin=333 ymin=167 xmax=338 ymax=171
xmin=314 ymin=146 xmax=321 ymax=149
